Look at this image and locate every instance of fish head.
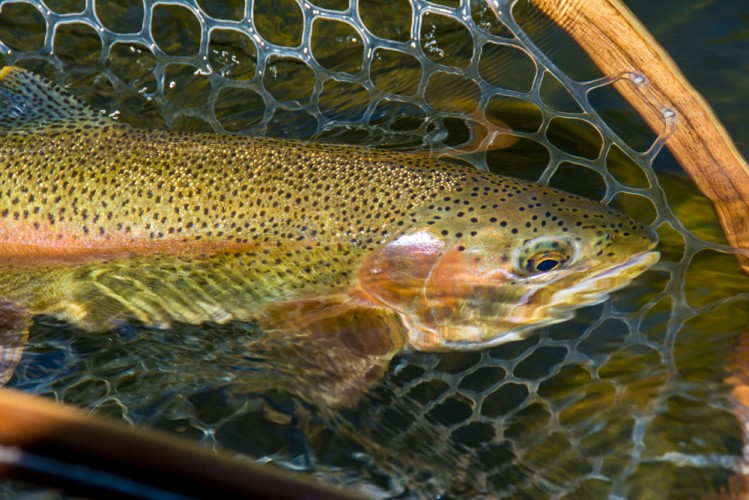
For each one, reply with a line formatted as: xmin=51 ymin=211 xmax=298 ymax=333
xmin=357 ymin=177 xmax=659 ymax=351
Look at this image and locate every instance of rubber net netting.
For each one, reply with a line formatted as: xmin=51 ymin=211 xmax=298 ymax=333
xmin=1 ymin=0 xmax=749 ymax=497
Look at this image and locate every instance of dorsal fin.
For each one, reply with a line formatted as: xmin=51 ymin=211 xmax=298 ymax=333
xmin=0 ymin=66 xmax=111 ymax=133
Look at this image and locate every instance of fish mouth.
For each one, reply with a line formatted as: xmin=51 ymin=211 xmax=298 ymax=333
xmin=598 ymin=250 xmax=660 ymax=280
xmin=549 ymin=250 xmax=660 ymax=307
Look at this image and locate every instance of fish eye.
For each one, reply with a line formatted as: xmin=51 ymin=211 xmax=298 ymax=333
xmin=515 ymin=238 xmax=574 ymax=276
xmin=525 ymin=251 xmax=567 ymax=274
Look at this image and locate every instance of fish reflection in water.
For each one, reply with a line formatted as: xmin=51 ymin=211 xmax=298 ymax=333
xmin=0 ymin=67 xmax=658 ymax=406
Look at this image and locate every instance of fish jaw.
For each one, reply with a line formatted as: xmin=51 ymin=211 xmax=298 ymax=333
xmin=535 ymin=250 xmax=660 ymax=321
xmin=408 ymin=249 xmax=660 ymax=351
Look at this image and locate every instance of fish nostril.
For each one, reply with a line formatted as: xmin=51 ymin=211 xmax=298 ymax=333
xmin=643 ymin=225 xmax=659 ymax=245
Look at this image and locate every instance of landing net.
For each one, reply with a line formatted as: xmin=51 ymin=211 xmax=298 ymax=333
xmin=1 ymin=0 xmax=748 ymax=497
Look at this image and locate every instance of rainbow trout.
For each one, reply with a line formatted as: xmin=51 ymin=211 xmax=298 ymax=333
xmin=0 ymin=67 xmax=658 ymax=405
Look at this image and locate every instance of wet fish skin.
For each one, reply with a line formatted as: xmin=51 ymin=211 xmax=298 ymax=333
xmin=0 ymin=66 xmax=658 ymax=397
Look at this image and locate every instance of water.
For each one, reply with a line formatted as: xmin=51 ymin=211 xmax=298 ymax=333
xmin=0 ymin=0 xmax=748 ymax=497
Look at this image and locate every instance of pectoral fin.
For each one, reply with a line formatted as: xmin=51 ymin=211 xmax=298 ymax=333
xmin=251 ymin=296 xmax=408 ymax=407
xmin=0 ymin=302 xmax=31 ymax=384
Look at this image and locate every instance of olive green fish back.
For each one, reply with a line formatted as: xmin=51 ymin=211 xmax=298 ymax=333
xmin=0 ymin=67 xmax=465 ymax=251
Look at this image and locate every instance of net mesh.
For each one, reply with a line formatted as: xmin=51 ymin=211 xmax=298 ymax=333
xmin=2 ymin=0 xmax=749 ymax=497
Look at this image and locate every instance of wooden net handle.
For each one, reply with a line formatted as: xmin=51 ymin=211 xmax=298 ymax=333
xmin=0 ymin=387 xmax=354 ymax=499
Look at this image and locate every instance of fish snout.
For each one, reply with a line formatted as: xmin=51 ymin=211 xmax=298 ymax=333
xmin=643 ymin=225 xmax=659 ymax=248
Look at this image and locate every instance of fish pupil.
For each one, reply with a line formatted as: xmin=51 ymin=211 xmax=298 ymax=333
xmin=536 ymin=258 xmax=559 ymax=272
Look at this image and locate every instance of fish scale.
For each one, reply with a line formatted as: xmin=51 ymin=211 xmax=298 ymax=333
xmin=0 ymin=66 xmax=658 ymax=404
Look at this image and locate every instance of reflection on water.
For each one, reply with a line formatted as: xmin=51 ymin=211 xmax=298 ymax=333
xmin=1 ymin=0 xmax=749 ymax=497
